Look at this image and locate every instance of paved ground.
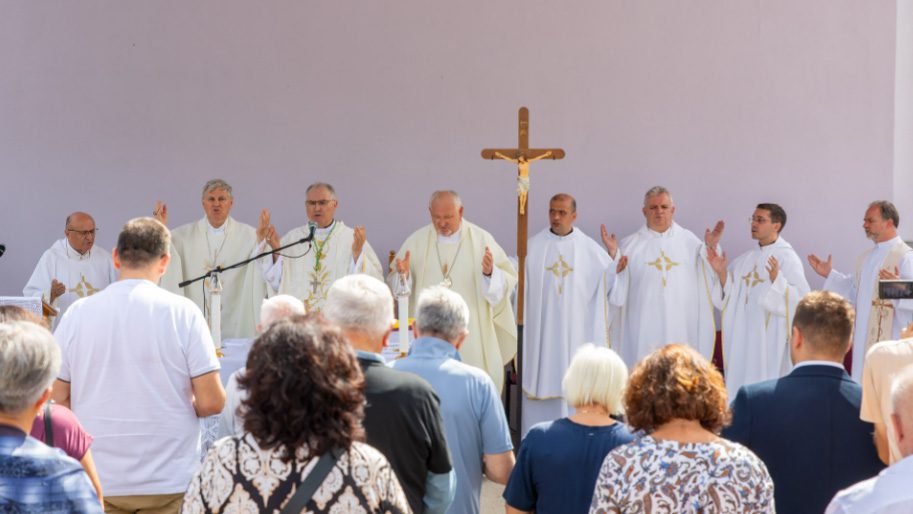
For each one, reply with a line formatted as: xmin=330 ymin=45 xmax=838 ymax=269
xmin=480 ymin=478 xmax=506 ymax=513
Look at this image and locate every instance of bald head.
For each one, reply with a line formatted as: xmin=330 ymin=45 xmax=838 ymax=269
xmin=64 ymin=211 xmax=97 ymax=255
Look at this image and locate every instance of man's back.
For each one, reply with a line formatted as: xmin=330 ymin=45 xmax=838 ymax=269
xmin=54 ymin=279 xmax=220 ymax=497
xmin=358 ymin=355 xmax=451 ymax=514
xmin=393 ymin=337 xmax=513 ymax=514
xmin=0 ymin=425 xmax=102 ymax=513
xmin=723 ymin=364 xmax=884 ymax=514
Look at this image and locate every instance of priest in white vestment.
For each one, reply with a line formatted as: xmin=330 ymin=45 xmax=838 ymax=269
xmin=521 ymin=194 xmax=622 ymax=435
xmin=389 ymin=190 xmax=517 ymax=390
xmin=23 ymin=211 xmax=117 ymax=328
xmin=608 ymin=186 xmax=722 ymax=368
xmin=707 ymin=203 xmax=810 ymax=394
xmin=255 ymin=182 xmax=383 ymax=312
xmin=154 ymin=179 xmax=267 ymax=339
xmin=809 ymin=200 xmax=913 ymax=381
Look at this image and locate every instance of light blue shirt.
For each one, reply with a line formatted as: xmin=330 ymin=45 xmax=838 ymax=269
xmin=392 ymin=336 xmax=513 ymax=514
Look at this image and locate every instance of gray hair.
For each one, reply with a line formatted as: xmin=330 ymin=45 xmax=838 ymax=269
xmin=415 ymin=286 xmax=469 ymax=343
xmin=306 ymin=182 xmax=337 ymax=200
xmin=0 ymin=322 xmax=61 ymax=414
xmin=891 ymin=368 xmax=913 ymax=416
xmin=643 ymin=186 xmax=673 ymax=207
xmin=202 ymin=179 xmax=233 ymax=198
xmin=429 ymin=190 xmax=463 ymax=210
xmin=562 ymin=344 xmax=628 ymax=414
xmin=260 ymin=295 xmax=306 ymax=329
xmin=868 ymin=200 xmax=900 ymax=228
xmin=116 ymin=217 xmax=171 ymax=268
xmin=324 ymin=275 xmax=394 ymax=339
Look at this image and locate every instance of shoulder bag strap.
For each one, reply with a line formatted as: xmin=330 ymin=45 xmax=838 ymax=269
xmin=280 ymin=447 xmax=341 ymax=514
xmin=43 ymin=401 xmax=54 ymax=447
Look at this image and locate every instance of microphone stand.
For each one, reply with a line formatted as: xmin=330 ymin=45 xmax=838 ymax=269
xmin=178 ymin=232 xmax=315 ymax=289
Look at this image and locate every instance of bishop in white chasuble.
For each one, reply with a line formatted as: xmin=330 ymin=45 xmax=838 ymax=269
xmin=23 ymin=212 xmax=116 ymax=328
xmin=390 ymin=191 xmax=517 ymax=390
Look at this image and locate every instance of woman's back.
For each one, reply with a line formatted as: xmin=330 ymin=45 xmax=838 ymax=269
xmin=589 ymin=435 xmax=774 ymax=514
xmin=504 ymin=418 xmax=635 ymax=514
xmin=183 ymin=434 xmax=410 ymax=514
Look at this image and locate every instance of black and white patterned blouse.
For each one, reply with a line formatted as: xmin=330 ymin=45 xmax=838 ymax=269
xmin=182 ymin=433 xmax=411 ymax=514
xmin=589 ymin=435 xmax=774 ymax=514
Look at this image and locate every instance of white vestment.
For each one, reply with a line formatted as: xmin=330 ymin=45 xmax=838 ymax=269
xmin=824 ymin=236 xmax=913 ymax=381
xmin=610 ymin=223 xmax=718 ymax=367
xmin=713 ymin=237 xmax=809 ymax=394
xmin=23 ymin=238 xmax=117 ymax=328
xmin=389 ymin=220 xmax=517 ymax=389
xmin=521 ymin=227 xmax=616 ymax=435
xmin=258 ymin=220 xmax=383 ymax=312
xmin=162 ymin=217 xmax=267 ymax=339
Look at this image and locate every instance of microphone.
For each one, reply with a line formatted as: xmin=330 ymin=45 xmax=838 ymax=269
xmin=0 ymin=244 xmax=5 ymax=257
xmin=304 ymin=222 xmax=317 ymax=242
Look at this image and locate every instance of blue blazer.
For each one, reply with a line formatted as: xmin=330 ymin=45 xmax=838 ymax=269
xmin=722 ymin=364 xmax=884 ymax=514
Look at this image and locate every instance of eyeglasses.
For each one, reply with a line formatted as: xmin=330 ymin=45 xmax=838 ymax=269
xmin=749 ymin=217 xmax=770 ymax=224
xmin=306 ymin=200 xmax=335 ymax=207
xmin=67 ymin=228 xmax=98 ymax=237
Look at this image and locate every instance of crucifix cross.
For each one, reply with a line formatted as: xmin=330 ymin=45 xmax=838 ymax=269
xmin=481 ymin=107 xmax=565 ymax=325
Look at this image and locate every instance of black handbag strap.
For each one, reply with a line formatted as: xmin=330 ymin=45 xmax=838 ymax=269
xmin=43 ymin=401 xmax=54 ymax=447
xmin=280 ymin=447 xmax=341 ymax=514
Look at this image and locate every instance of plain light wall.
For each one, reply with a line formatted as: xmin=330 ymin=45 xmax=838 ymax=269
xmin=896 ymin=0 xmax=913 ymax=241
xmin=0 ymin=1 xmax=900 ymax=295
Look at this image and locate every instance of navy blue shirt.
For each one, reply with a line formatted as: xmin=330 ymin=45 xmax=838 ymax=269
xmin=0 ymin=424 xmax=102 ymax=513
xmin=503 ymin=418 xmax=635 ymax=514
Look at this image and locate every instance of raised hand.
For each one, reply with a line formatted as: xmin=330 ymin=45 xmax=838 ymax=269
xmin=706 ymin=246 xmax=728 ymax=283
xmin=395 ymin=251 xmax=411 ymax=277
xmin=766 ymin=256 xmax=780 ymax=283
xmin=482 ymin=246 xmax=494 ymax=276
xmin=807 ymin=253 xmax=833 ymax=278
xmin=616 ymin=255 xmax=629 ymax=274
xmin=153 ymin=201 xmax=168 ymax=226
xmin=265 ymin=225 xmax=280 ymax=250
xmin=878 ymin=266 xmax=900 ymax=280
xmin=257 ymin=209 xmax=272 ymax=243
xmin=704 ymin=220 xmax=725 ymax=248
xmin=50 ymin=279 xmax=66 ymax=303
xmin=352 ymin=226 xmax=366 ymax=261
xmin=600 ymin=224 xmax=618 ymax=259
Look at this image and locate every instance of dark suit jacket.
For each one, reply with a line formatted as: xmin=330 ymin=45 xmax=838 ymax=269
xmin=722 ymin=364 xmax=884 ymax=514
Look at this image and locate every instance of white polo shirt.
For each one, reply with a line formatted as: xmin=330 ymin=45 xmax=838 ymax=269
xmin=55 ymin=279 xmax=220 ymax=496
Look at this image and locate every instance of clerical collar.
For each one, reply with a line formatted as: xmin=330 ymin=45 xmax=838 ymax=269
xmin=874 ymin=236 xmax=902 ymax=249
xmin=207 ymin=220 xmax=228 ymax=234
xmin=549 ymin=228 xmax=574 ymax=238
xmin=793 ymin=360 xmax=844 ymax=370
xmin=646 ymin=225 xmax=674 ymax=238
xmin=315 ymin=220 xmax=336 ymax=236
xmin=757 ymin=237 xmax=778 ymax=248
xmin=65 ymin=240 xmax=91 ymax=261
xmin=437 ymin=224 xmax=462 ymax=244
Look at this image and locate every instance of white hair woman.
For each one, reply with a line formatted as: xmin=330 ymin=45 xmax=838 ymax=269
xmin=503 ymin=344 xmax=634 ymax=514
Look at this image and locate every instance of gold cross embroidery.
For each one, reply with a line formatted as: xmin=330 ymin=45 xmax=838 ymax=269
xmin=305 ymin=269 xmax=330 ymax=311
xmin=741 ymin=266 xmax=765 ymax=304
xmin=545 ymin=254 xmax=574 ymax=295
xmin=68 ymin=275 xmax=100 ymax=298
xmin=646 ymin=250 xmax=680 ymax=287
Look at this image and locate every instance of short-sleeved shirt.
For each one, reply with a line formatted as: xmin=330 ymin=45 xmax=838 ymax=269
xmin=30 ymin=403 xmax=93 ymax=461
xmin=589 ymin=436 xmax=775 ymax=513
xmin=504 ymin=418 xmax=635 ymax=514
xmin=54 ymin=279 xmax=220 ymax=496
xmin=392 ymin=336 xmax=513 ymax=514
xmin=0 ymin=424 xmax=102 ymax=513
xmin=860 ymin=339 xmax=913 ymax=464
xmin=358 ymin=351 xmax=452 ymax=514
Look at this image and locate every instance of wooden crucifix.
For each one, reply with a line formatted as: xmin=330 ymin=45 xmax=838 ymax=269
xmin=481 ymin=107 xmax=565 ymax=326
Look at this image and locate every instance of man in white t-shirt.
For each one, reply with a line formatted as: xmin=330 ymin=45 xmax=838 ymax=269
xmin=52 ymin=217 xmax=226 ymax=514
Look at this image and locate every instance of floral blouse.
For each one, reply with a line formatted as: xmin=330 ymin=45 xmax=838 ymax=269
xmin=182 ymin=433 xmax=411 ymax=514
xmin=589 ymin=436 xmax=774 ymax=513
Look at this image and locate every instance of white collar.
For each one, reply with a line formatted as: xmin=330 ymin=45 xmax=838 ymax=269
xmin=315 ymin=220 xmax=336 ymax=235
xmin=874 ymin=236 xmax=903 ymax=249
xmin=793 ymin=360 xmax=845 ymax=370
xmin=548 ymin=227 xmax=575 ymax=239
xmin=207 ymin=219 xmax=228 ymax=234
xmin=65 ymin=240 xmax=91 ymax=261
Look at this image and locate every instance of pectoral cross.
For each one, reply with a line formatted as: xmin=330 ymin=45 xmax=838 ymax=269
xmin=482 ymin=107 xmax=565 ymax=325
